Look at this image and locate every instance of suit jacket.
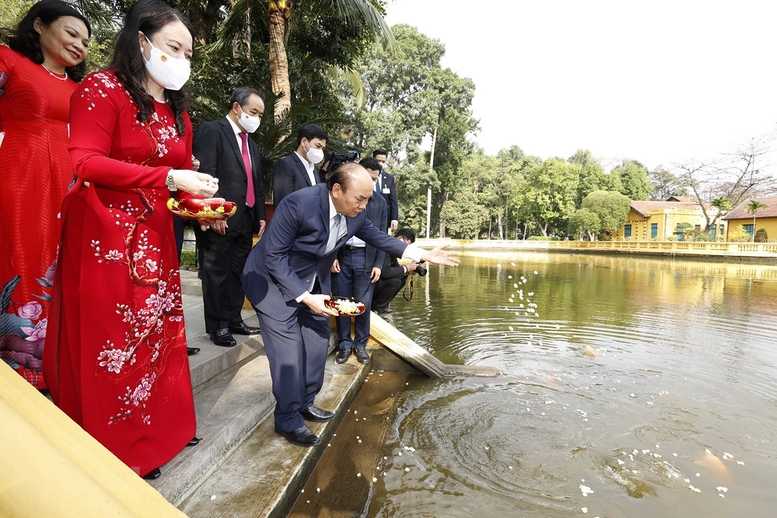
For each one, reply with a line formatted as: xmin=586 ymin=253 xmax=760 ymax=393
xmin=379 ymin=251 xmax=405 ymax=281
xmin=377 ymin=170 xmax=398 ymax=225
xmin=337 ymin=191 xmax=387 ymax=273
xmin=272 ymin=153 xmax=320 ymax=207
xmin=192 ymin=118 xmax=265 ymax=232
xmin=242 ymin=183 xmax=408 ymax=321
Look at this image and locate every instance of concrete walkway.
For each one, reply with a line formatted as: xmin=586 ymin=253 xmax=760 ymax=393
xmin=147 ymin=271 xmax=372 ymax=516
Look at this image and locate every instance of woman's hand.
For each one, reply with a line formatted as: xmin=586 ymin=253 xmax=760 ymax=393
xmin=170 ymin=170 xmax=218 ymax=197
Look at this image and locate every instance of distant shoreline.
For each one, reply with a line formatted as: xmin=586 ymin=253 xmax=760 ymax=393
xmin=414 ymin=239 xmax=777 ymax=265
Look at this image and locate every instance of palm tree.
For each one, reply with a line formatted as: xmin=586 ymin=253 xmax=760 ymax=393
xmin=744 ymin=199 xmax=768 ymax=242
xmin=224 ymin=0 xmax=393 ymax=124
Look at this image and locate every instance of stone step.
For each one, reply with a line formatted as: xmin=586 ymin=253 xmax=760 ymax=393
xmin=150 ymin=270 xmax=357 ymax=512
xmin=148 ymin=349 xmax=275 ymax=506
xmin=178 ymin=355 xmax=371 ymax=517
xmin=146 ymin=271 xmax=269 ymax=505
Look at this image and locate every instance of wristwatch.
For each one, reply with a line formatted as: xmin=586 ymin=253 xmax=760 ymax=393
xmin=166 ymin=171 xmax=177 ymax=191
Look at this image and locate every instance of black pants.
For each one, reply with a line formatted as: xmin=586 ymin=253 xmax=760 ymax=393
xmin=194 ymin=209 xmax=253 ymax=333
xmin=371 ymin=276 xmax=405 ymax=311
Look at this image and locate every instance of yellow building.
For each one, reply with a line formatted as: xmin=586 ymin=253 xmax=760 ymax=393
xmin=617 ymin=197 xmax=724 ymax=240
xmin=722 ymin=196 xmax=777 ymax=242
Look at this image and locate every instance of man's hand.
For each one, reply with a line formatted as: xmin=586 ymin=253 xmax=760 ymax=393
xmin=302 ymin=294 xmax=338 ymax=317
xmin=390 ymin=220 xmax=398 ymax=232
xmin=370 ymin=267 xmax=381 ymax=283
xmin=406 ymin=261 xmax=419 ymax=276
xmin=198 ymin=218 xmax=227 ymax=234
xmin=256 ymin=220 xmax=267 ymax=239
xmin=419 ymin=244 xmax=460 ymax=267
xmin=331 ymin=259 xmax=341 ymax=273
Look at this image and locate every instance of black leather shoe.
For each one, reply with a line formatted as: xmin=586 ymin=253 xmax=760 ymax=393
xmin=336 ymin=348 xmax=351 ymax=364
xmin=275 ymin=425 xmax=320 ymax=446
xmin=187 ymin=347 xmax=200 ymax=356
xmin=354 ymin=348 xmax=371 ymax=364
xmin=210 ymin=328 xmax=236 ymax=347
xmin=142 ymin=467 xmax=161 ymax=480
xmin=300 ymin=405 xmax=334 ymax=422
xmin=187 ymin=437 xmax=200 ymax=447
xmin=229 ymin=322 xmax=260 ymax=335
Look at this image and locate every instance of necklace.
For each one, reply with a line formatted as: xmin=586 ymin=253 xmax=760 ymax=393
xmin=42 ymin=64 xmax=68 ymax=81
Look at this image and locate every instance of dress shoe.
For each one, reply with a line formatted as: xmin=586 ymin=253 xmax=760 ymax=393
xmin=187 ymin=347 xmax=200 ymax=356
xmin=300 ymin=405 xmax=334 ymax=422
xmin=142 ymin=467 xmax=161 ymax=480
xmin=229 ymin=322 xmax=260 ymax=335
xmin=354 ymin=348 xmax=371 ymax=364
xmin=336 ymin=348 xmax=351 ymax=364
xmin=187 ymin=437 xmax=200 ymax=447
xmin=275 ymin=425 xmax=320 ymax=447
xmin=210 ymin=328 xmax=236 ymax=347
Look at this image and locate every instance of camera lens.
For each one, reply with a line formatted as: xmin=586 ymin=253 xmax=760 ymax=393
xmin=416 ymin=265 xmax=427 ymax=277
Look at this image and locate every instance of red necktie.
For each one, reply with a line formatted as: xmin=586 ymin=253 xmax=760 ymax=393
xmin=239 ymin=132 xmax=255 ymax=207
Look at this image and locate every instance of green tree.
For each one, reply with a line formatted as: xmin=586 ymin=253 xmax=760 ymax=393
xmin=569 ymin=149 xmax=606 ymax=207
xmin=610 ymin=159 xmax=653 ymax=200
xmin=213 ymin=0 xmax=393 ymax=123
xmin=0 ymin=0 xmax=34 ymax=32
xmin=580 ymin=190 xmax=631 ymax=235
xmin=343 ymin=25 xmax=477 ymax=236
xmin=440 ymin=189 xmax=488 ymax=239
xmin=649 ymin=166 xmax=686 ymax=200
xmin=744 ymin=199 xmax=769 ymax=242
xmin=515 ymin=158 xmax=580 ymax=236
xmin=568 ymin=208 xmax=601 ymax=241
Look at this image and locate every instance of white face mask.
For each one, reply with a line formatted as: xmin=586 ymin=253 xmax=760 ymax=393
xmin=143 ymin=36 xmax=191 ymax=91
xmin=237 ymin=106 xmax=261 ymax=133
xmin=305 ymin=143 xmax=324 ymax=164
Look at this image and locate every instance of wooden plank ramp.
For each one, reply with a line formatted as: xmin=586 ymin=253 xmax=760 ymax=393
xmin=368 ymin=314 xmax=502 ymax=379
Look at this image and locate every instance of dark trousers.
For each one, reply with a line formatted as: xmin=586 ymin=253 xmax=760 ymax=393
xmin=332 ymin=247 xmax=375 ymax=351
xmin=372 ymin=276 xmax=405 ymax=311
xmin=194 ymin=210 xmax=253 ymax=333
xmin=174 ymin=215 xmax=185 ymax=261
xmin=256 ymin=305 xmax=330 ymax=432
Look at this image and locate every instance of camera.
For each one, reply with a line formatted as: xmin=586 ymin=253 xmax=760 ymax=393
xmin=414 ymin=261 xmax=427 ymax=277
xmin=325 ymin=151 xmax=359 ymax=175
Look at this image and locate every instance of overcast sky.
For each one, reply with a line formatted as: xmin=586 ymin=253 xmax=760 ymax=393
xmin=384 ymin=0 xmax=777 ymax=172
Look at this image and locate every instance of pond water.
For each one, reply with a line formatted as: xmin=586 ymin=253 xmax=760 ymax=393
xmin=368 ymin=253 xmax=777 ymax=518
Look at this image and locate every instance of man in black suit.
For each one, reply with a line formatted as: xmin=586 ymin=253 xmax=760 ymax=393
xmin=193 ymin=87 xmax=267 ymax=347
xmin=372 ymin=149 xmax=399 ymax=232
xmin=272 ymin=123 xmax=328 ymax=207
xmin=241 ymin=163 xmax=459 ymax=447
xmin=331 ymin=158 xmax=387 ymax=365
xmin=372 ymin=228 xmax=420 ymax=316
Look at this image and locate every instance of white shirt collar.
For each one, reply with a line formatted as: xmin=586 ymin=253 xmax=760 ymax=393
xmin=294 ymin=151 xmax=315 ymax=174
xmin=327 ymin=193 xmax=339 ymax=222
xmin=226 ymin=115 xmax=244 ymax=137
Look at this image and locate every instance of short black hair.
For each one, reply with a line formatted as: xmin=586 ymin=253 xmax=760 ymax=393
xmin=297 ymin=123 xmax=328 ymax=146
xmin=229 ymin=87 xmax=261 ymax=109
xmin=9 ymin=0 xmax=92 ymax=82
xmin=372 ymin=149 xmax=388 ymax=158
xmin=395 ymin=228 xmax=415 ymax=243
xmin=359 ymin=157 xmax=381 ymax=172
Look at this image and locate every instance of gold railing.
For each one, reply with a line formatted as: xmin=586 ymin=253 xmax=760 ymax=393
xmin=416 ymin=239 xmax=777 ymax=256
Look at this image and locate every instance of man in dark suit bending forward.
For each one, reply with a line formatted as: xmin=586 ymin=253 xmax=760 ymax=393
xmin=241 ymin=163 xmax=459 ymax=446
